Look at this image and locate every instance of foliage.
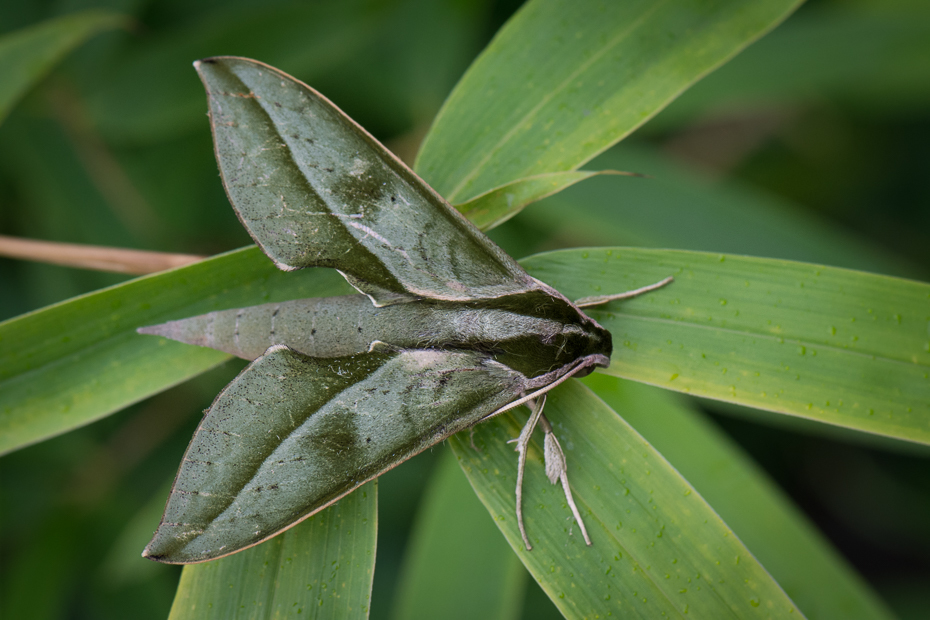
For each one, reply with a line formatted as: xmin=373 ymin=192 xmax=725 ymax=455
xmin=1 ymin=1 xmax=928 ymax=619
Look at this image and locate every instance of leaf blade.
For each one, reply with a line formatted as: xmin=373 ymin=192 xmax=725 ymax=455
xmin=169 ymin=480 xmax=377 ymax=620
xmin=585 ymin=374 xmax=897 ymax=620
xmin=416 ymin=0 xmax=803 ymax=202
xmin=518 ymin=144 xmax=919 ymax=279
xmin=0 ymin=247 xmax=352 ymax=455
xmin=391 ymin=451 xmax=526 ymax=620
xmin=452 ymin=381 xmax=804 ymax=619
xmin=0 ymin=10 xmax=126 ymax=125
xmin=456 ymin=170 xmax=638 ymax=231
xmin=524 ymin=247 xmax=930 ymax=445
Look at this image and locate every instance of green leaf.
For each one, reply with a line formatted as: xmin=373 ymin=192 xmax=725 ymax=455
xmin=9 ymin=244 xmax=925 ymax=459
xmin=456 ymin=171 xmax=638 ymax=231
xmin=0 ymin=246 xmax=351 ymax=455
xmin=584 ymin=374 xmax=896 ymax=620
xmin=85 ymin=3 xmax=376 ymax=144
xmin=524 ymin=247 xmax=930 ymax=445
xmin=0 ymin=10 xmax=126 ymax=125
xmin=391 ymin=451 xmax=525 ymax=620
xmin=169 ymin=480 xmax=377 ymax=620
xmin=650 ymin=4 xmax=930 ymax=129
xmin=518 ymin=144 xmax=919 ymax=279
xmin=415 ymin=0 xmax=803 ymax=203
xmin=451 ymin=380 xmax=802 ymax=618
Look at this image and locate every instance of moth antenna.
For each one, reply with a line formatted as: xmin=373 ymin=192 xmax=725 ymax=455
xmin=513 ymin=395 xmax=546 ymax=551
xmin=573 ymin=275 xmax=674 ymax=308
xmin=539 ymin=414 xmax=592 ymax=546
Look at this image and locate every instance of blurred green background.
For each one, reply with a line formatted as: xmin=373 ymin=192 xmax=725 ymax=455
xmin=1 ymin=0 xmax=928 ymax=618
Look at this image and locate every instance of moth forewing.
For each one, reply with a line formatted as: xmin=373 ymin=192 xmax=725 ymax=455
xmin=193 ymin=56 xmax=542 ymax=307
xmin=144 ymin=345 xmax=529 ymax=564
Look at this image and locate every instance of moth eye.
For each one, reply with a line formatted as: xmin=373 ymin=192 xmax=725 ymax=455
xmin=573 ymin=365 xmax=595 ymax=378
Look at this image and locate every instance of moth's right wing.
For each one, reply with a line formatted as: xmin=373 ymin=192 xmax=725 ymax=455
xmin=143 ymin=345 xmax=527 ymax=564
xmin=195 ymin=57 xmax=542 ymax=306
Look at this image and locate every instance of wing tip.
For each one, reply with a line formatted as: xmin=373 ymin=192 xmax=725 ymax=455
xmin=136 ymin=324 xmax=161 ymax=336
xmin=141 ymin=539 xmax=177 ymax=564
xmin=136 ymin=319 xmax=208 ymax=348
xmin=137 ymin=322 xmax=180 ymax=339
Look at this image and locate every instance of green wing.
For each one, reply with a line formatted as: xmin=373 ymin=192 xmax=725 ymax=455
xmin=195 ymin=57 xmax=541 ymax=306
xmin=144 ymin=345 xmax=527 ymax=564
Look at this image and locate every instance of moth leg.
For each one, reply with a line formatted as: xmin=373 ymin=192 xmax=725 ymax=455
xmin=468 ymin=427 xmax=480 ymax=452
xmin=513 ymin=395 xmax=547 ymax=551
xmin=538 ymin=413 xmax=593 ymax=546
xmin=573 ymin=275 xmax=674 ymax=308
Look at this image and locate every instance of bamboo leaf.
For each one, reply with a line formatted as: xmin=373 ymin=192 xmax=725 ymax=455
xmin=457 ymin=171 xmax=638 ymax=231
xmin=650 ymin=4 xmax=930 ymax=130
xmin=415 ymin=0 xmax=803 ymax=203
xmin=391 ymin=451 xmax=525 ymax=620
xmin=0 ymin=10 xmax=126 ymax=125
xmin=7 ymin=245 xmax=925 ymax=458
xmin=451 ymin=380 xmax=803 ymax=619
xmin=584 ymin=374 xmax=896 ymax=620
xmin=524 ymin=248 xmax=930 ymax=445
xmin=0 ymin=246 xmax=351 ymax=455
xmin=517 ymin=145 xmax=919 ymax=279
xmin=169 ymin=481 xmax=377 ymax=620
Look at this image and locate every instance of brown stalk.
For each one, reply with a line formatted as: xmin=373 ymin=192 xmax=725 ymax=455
xmin=0 ymin=235 xmax=204 ymax=275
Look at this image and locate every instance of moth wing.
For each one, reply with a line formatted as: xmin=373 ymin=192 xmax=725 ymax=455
xmin=143 ymin=345 xmax=527 ymax=564
xmin=195 ymin=57 xmax=541 ymax=306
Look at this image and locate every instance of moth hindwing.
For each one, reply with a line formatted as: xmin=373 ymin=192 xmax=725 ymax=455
xmin=139 ymin=56 xmax=669 ymax=564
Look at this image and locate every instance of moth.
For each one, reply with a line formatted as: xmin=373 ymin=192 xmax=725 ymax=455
xmin=140 ymin=57 xmax=671 ymax=564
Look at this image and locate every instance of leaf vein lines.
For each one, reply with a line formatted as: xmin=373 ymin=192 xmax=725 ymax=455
xmin=607 ymin=313 xmax=928 ymax=369
xmin=263 ymin=536 xmax=286 ymax=620
xmin=446 ymin=1 xmax=668 ymax=202
xmin=589 ymin=495 xmax=693 ymax=618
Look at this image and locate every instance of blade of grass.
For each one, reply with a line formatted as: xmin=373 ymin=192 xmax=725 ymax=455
xmin=649 ymin=4 xmax=930 ymax=130
xmin=0 ymin=246 xmax=352 ymax=455
xmin=524 ymin=247 xmax=930 ymax=445
xmin=7 ymin=245 xmax=925 ymax=457
xmin=515 ymin=144 xmax=919 ymax=279
xmin=584 ymin=374 xmax=896 ymax=620
xmin=456 ymin=170 xmax=638 ymax=232
xmin=169 ymin=481 xmax=377 ymax=620
xmin=391 ymin=451 xmax=525 ymax=620
xmin=451 ymin=380 xmax=803 ymax=619
xmin=0 ymin=10 xmax=126 ymax=125
xmin=416 ymin=0 xmax=802 ymax=204
xmin=85 ymin=3 xmax=376 ymax=144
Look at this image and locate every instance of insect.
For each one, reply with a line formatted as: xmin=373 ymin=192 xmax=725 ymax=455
xmin=139 ymin=57 xmax=672 ymax=564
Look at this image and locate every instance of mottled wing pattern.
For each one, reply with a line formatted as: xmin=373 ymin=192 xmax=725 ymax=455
xmin=195 ymin=57 xmax=541 ymax=306
xmin=144 ymin=345 xmax=527 ymax=564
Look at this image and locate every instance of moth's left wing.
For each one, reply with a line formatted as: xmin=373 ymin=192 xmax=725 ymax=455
xmin=195 ymin=57 xmax=541 ymax=306
xmin=143 ymin=345 xmax=527 ymax=564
